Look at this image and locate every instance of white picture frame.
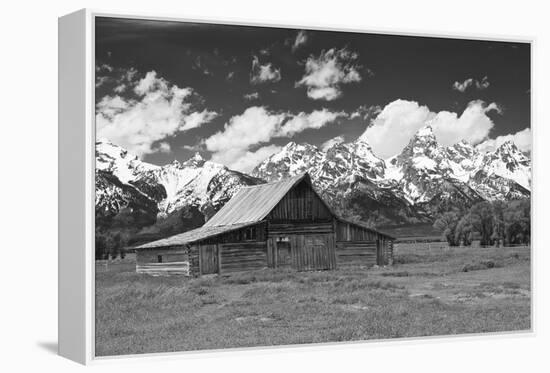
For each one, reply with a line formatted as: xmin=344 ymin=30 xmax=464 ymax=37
xmin=58 ymin=8 xmax=534 ymax=365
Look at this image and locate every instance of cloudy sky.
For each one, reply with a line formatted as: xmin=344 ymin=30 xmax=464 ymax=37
xmin=95 ymin=17 xmax=531 ymax=172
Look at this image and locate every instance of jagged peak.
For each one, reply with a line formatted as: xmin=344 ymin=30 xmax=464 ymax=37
xmin=495 ymin=139 xmax=518 ymax=152
xmin=353 ymin=136 xmax=373 ymax=148
xmin=190 ymin=152 xmax=205 ymax=162
xmin=281 ymin=141 xmax=319 ymax=153
xmin=455 ymin=139 xmax=472 ymax=147
xmin=95 ymin=139 xmax=137 ymax=161
xmin=414 ymin=124 xmax=436 ymax=138
xmin=180 ymin=152 xmax=207 ymax=168
xmin=283 ymin=141 xmax=298 ymax=149
xmin=169 ymin=159 xmax=182 ymax=167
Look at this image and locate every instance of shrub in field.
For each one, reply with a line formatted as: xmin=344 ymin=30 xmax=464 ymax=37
xmin=461 ymin=260 xmax=499 ymax=272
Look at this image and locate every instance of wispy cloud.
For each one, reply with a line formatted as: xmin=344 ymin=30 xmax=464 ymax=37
xmin=243 ymin=92 xmax=260 ymax=101
xmin=250 ymin=56 xmax=281 ymax=84
xmin=452 ymin=76 xmax=490 ymax=92
xmin=291 ymin=30 xmax=308 ymax=52
xmin=296 ymin=47 xmax=362 ymax=101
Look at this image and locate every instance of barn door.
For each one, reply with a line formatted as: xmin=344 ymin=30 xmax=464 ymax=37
xmin=200 ymin=244 xmax=219 ymax=274
xmin=293 ymin=234 xmax=335 ymax=271
xmin=276 ymin=238 xmax=292 ymax=267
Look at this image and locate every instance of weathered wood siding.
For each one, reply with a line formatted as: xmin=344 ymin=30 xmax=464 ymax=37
xmin=219 ymin=241 xmax=267 ymax=273
xmin=336 ymin=241 xmax=377 ymax=267
xmin=199 ymin=222 xmax=266 ymax=245
xmin=377 ymin=238 xmax=394 ymax=265
xmin=267 ymin=179 xmax=332 ymax=222
xmin=335 ymin=220 xmax=394 ymax=267
xmin=267 ymin=221 xmax=333 ymax=236
xmin=189 ymin=223 xmax=269 ymax=275
xmin=336 ymin=220 xmax=380 ymax=241
xmin=136 ymin=246 xmax=190 ymax=276
xmin=199 ymin=244 xmax=218 ymax=275
xmin=291 ymin=234 xmax=336 ymax=271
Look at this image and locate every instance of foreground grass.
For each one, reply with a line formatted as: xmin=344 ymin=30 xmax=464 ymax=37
xmin=95 ymin=245 xmax=530 ymax=356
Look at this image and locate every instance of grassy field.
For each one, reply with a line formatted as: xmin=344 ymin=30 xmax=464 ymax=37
xmin=95 ymin=243 xmax=531 ymax=357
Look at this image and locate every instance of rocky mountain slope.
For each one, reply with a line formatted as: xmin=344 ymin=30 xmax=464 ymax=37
xmin=95 ymin=140 xmax=262 ymax=229
xmin=251 ymin=125 xmax=530 ymax=224
xmin=95 ymin=125 xmax=531 ymax=231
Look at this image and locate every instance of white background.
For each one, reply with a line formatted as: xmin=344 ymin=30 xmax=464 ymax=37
xmin=1 ymin=0 xmax=549 ymax=371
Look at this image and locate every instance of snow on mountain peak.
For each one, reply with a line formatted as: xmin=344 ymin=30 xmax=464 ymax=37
xmin=478 ymin=139 xmax=531 ymax=190
xmin=415 ymin=124 xmax=435 ymax=138
xmin=96 ymin=140 xmax=158 ymax=183
xmin=181 ymin=152 xmax=207 ymax=168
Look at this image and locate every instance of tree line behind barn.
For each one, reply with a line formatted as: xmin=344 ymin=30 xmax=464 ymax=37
xmin=135 ymin=173 xmax=395 ymax=276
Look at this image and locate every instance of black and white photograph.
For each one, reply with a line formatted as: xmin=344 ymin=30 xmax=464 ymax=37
xmin=93 ymin=16 xmax=531 ymax=357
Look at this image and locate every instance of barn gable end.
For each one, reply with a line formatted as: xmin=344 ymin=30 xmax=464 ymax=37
xmin=267 ymin=178 xmax=333 ymax=222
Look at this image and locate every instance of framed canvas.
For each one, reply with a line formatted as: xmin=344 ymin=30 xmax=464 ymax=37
xmin=58 ymin=9 xmax=533 ymax=365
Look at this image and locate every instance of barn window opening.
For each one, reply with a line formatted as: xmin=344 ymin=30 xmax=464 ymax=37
xmin=244 ymin=227 xmax=257 ymax=241
xmin=157 ymin=255 xmax=163 ymax=263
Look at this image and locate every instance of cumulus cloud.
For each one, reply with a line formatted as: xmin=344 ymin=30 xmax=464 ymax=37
xmin=291 ymin=30 xmax=308 ymax=51
xmin=296 ymin=47 xmax=362 ymax=101
xmin=321 ymin=135 xmax=345 ymax=151
xmin=205 ymin=106 xmax=343 ymax=171
xmin=453 ymin=76 xmax=490 ymax=92
xmin=278 ymin=109 xmax=345 ymax=137
xmin=476 ymin=128 xmax=532 ymax=153
xmin=226 ymin=145 xmax=283 ymax=173
xmin=157 ymin=141 xmax=171 ymax=153
xmin=250 ymin=56 xmax=281 ymax=84
xmin=96 ymin=70 xmax=217 ymax=157
xmin=359 ymin=99 xmax=502 ymax=159
xmin=113 ymin=83 xmax=127 ymax=93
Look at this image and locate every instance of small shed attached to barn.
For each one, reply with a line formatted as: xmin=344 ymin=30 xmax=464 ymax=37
xmin=135 ymin=173 xmax=394 ymax=276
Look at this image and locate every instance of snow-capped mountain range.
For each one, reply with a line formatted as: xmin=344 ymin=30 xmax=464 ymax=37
xmin=252 ymin=125 xmax=530 ymax=223
xmin=95 ymin=125 xmax=530 ymax=228
xmin=95 ymin=140 xmax=262 ymax=227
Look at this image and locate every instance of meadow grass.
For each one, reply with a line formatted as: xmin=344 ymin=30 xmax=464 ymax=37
xmin=95 ymin=244 xmax=530 ymax=356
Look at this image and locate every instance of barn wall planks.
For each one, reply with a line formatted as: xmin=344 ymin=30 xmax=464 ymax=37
xmin=335 ymin=220 xmax=380 ymax=241
xmin=200 ymin=222 xmax=267 ymax=245
xmin=336 ymin=241 xmax=377 ymax=267
xmin=267 ymin=221 xmax=333 ymax=236
xmin=291 ymin=234 xmax=336 ymax=271
xmin=199 ymin=244 xmax=218 ymax=275
xmin=267 ymin=237 xmax=275 ymax=268
xmin=136 ymin=247 xmax=190 ymax=276
xmin=219 ymin=241 xmax=267 ymax=273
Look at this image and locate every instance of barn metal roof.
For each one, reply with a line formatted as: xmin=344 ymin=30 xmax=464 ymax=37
xmin=137 ymin=222 xmax=260 ymax=249
xmin=203 ymin=173 xmax=308 ymax=227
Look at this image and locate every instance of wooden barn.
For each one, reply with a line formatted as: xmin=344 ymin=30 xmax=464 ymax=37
xmin=135 ymin=173 xmax=394 ymax=276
